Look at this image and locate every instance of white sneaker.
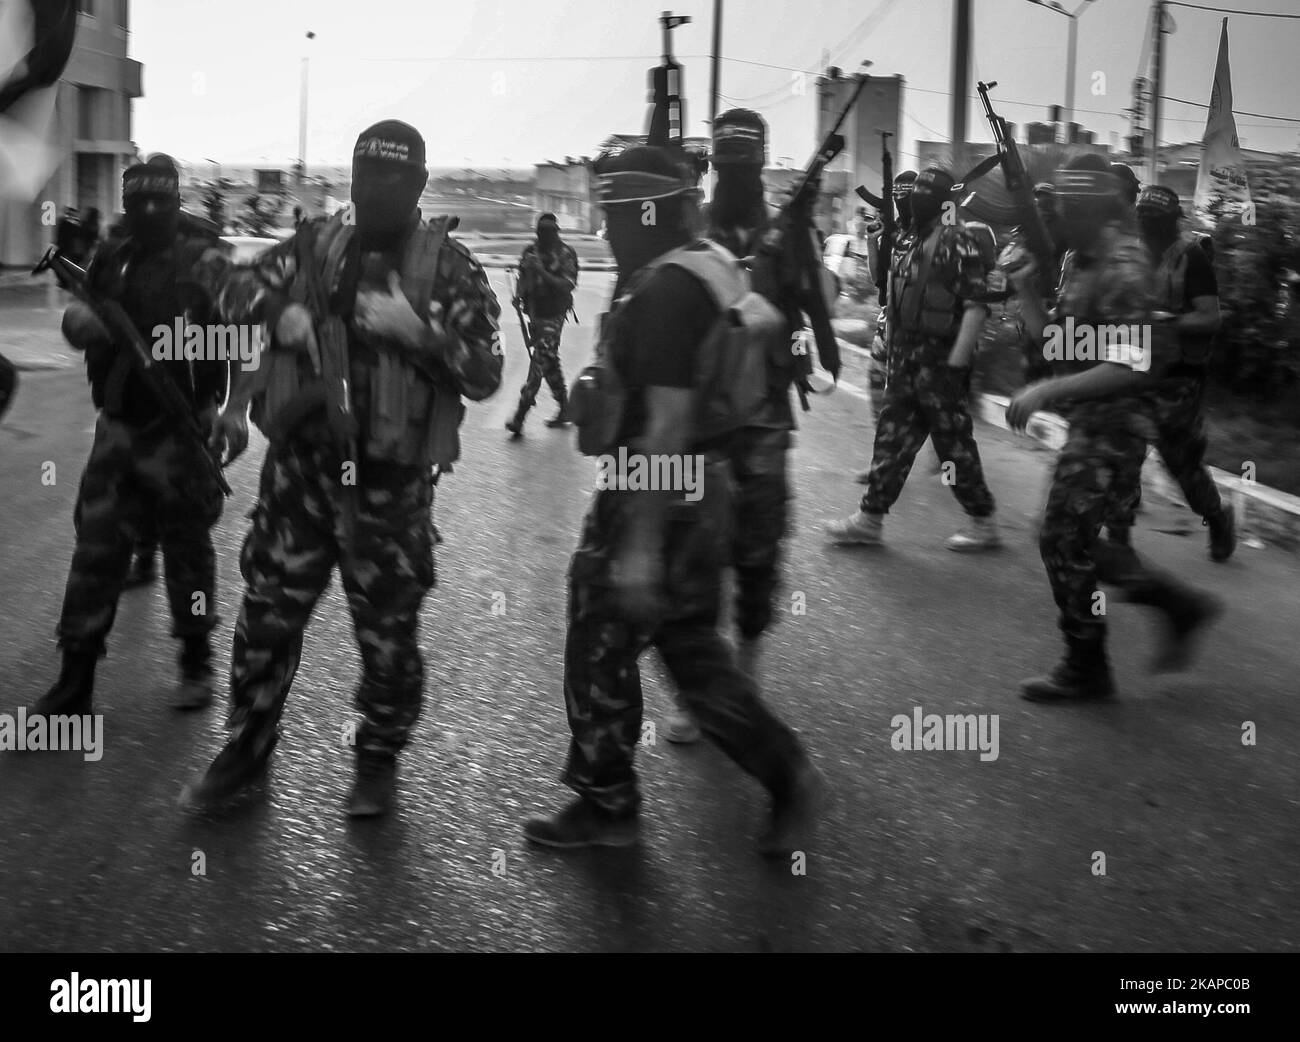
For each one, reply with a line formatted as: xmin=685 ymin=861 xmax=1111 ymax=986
xmin=664 ymin=708 xmax=702 ymax=744
xmin=826 ymin=509 xmax=884 ymax=545
xmin=946 ymin=514 xmax=1001 ymax=552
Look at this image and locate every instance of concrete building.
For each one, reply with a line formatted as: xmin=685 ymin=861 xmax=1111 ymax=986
xmin=0 ymin=0 xmax=142 ymax=267
xmin=534 ymin=158 xmax=597 ymax=234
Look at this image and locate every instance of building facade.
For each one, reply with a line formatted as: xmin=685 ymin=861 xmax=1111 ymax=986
xmin=534 ymin=158 xmax=597 ymax=234
xmin=0 ymin=0 xmax=142 ymax=266
xmin=817 ymin=70 xmax=903 ymax=232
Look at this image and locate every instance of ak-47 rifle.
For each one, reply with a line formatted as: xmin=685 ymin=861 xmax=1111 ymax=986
xmin=504 ymin=266 xmax=535 ymax=361
xmin=757 ymin=74 xmax=869 ymax=396
xmin=33 ymin=246 xmax=232 ymax=497
xmin=854 ymin=130 xmax=895 ymax=304
xmin=973 ymin=80 xmax=1055 ymax=279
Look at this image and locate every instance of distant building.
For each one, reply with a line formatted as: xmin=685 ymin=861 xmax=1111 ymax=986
xmin=0 ymin=0 xmax=143 ymax=266
xmin=534 ymin=158 xmax=597 ymax=234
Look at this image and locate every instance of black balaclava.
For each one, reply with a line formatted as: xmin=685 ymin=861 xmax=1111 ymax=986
xmin=596 ymin=145 xmax=696 ymax=295
xmin=909 ymin=168 xmax=953 ymax=231
xmin=351 ymin=120 xmax=429 ymax=250
xmin=893 ymin=170 xmax=918 ymax=232
xmin=710 ymin=108 xmax=768 ymax=230
xmin=1135 ymin=184 xmax=1181 ymax=255
xmin=122 ymin=155 xmax=181 ymax=252
xmin=1053 ymin=153 xmax=1121 ymax=253
xmin=536 ymin=213 xmax=561 ymax=251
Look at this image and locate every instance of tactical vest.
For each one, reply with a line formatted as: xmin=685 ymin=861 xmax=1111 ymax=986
xmin=254 ymin=212 xmax=465 ymax=468
xmin=568 ymin=239 xmax=780 ymax=456
xmin=892 ymin=225 xmax=961 ymax=341
xmin=1154 ymin=233 xmax=1214 ymax=366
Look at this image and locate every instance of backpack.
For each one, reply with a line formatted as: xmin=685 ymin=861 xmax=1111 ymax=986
xmin=568 ymin=240 xmax=780 ymax=457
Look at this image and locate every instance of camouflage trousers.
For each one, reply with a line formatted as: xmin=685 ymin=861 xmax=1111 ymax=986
xmin=1041 ymin=420 xmax=1177 ymax=640
xmin=562 ymin=459 xmax=806 ymax=815
xmin=1106 ymin=369 xmax=1223 ymax=530
xmin=861 ymin=350 xmax=995 ymax=517
xmin=228 ymin=440 xmax=436 ymax=758
xmin=728 ymin=427 xmax=791 ymax=640
xmin=58 ymin=413 xmax=223 ymax=657
xmin=516 ymin=315 xmax=568 ymax=414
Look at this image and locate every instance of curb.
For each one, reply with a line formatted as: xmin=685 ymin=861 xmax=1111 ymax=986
xmin=835 ymin=337 xmax=1300 ymax=552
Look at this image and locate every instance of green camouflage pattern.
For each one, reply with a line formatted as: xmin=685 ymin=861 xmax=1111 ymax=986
xmin=226 ymin=441 xmax=435 ymax=756
xmin=561 ymin=460 xmax=805 ymax=815
xmin=58 ymin=414 xmax=224 ymax=656
xmin=514 ymin=314 xmax=568 ymax=415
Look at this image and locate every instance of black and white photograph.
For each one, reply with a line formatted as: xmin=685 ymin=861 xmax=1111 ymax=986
xmin=0 ymin=0 xmax=1295 ymax=1003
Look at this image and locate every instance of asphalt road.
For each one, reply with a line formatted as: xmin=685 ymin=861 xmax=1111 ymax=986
xmin=1 ymin=271 xmax=1297 ymax=953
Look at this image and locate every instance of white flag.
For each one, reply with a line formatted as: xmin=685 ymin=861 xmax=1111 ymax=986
xmin=1193 ymin=18 xmax=1252 ymax=222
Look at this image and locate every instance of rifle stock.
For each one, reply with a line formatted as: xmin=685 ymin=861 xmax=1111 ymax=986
xmin=505 ymin=267 xmax=534 ymax=359
xmin=33 ymin=246 xmax=232 ymax=497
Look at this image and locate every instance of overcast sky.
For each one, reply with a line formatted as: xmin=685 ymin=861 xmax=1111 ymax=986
xmin=129 ymin=0 xmax=1300 ymax=170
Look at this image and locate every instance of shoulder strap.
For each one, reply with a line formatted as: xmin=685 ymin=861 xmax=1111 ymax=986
xmin=906 ymin=225 xmax=945 ymax=331
xmin=401 ymin=216 xmax=451 ymax=319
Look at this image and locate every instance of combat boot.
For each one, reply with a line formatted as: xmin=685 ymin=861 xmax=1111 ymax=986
xmin=945 ymin=513 xmax=1001 ymax=552
xmin=826 ymin=509 xmax=884 ymax=546
xmin=32 ymin=648 xmax=97 ymax=716
xmin=179 ymin=713 xmax=280 ymax=812
xmin=173 ymin=635 xmax=214 ymax=711
xmin=757 ymin=760 xmax=825 ymax=857
xmin=1205 ymin=504 xmax=1236 ymax=563
xmin=347 ymin=750 xmax=398 ymax=818
xmin=505 ymin=398 xmax=530 ymax=439
xmin=1020 ymin=631 xmax=1116 ymax=702
xmin=1122 ymin=575 xmax=1223 ymax=673
xmin=523 ymin=798 xmax=639 ymax=849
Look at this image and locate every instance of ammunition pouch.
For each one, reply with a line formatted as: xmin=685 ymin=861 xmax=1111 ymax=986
xmin=894 ymin=226 xmax=961 ymax=341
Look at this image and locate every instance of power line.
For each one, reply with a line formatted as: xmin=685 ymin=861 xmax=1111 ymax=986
xmin=1166 ymin=1 xmax=1300 ymax=18
xmin=1162 ymin=94 xmax=1300 ymax=123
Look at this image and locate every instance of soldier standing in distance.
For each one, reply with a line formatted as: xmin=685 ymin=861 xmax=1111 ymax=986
xmin=827 ymin=168 xmax=1001 ymax=551
xmin=183 ymin=120 xmax=502 ymax=816
xmin=523 ymin=145 xmax=821 ymax=853
xmin=1006 ymin=155 xmax=1221 ymax=702
xmin=32 ymin=155 xmax=230 ymax=716
xmin=505 ymin=213 xmax=578 ymax=436
xmin=1103 ymin=185 xmax=1235 ymax=560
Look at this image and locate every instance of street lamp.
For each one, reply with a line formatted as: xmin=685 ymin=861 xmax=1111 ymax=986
xmin=297 ymin=30 xmax=315 ymax=196
xmin=1026 ymin=0 xmax=1096 ymax=142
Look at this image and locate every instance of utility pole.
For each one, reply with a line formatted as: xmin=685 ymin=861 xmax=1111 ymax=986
xmin=709 ymin=0 xmax=721 ymax=130
xmin=297 ymin=30 xmax=315 ymax=198
xmin=1148 ymin=1 xmax=1165 ymax=184
xmin=951 ymin=0 xmax=972 ymax=168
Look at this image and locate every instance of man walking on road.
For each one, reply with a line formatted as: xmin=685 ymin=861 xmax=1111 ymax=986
xmin=524 ymin=145 xmax=821 ymax=854
xmin=505 ymin=213 xmax=578 ymax=436
xmin=183 ymin=120 xmax=502 ymax=817
xmin=1006 ymin=156 xmax=1221 ymax=702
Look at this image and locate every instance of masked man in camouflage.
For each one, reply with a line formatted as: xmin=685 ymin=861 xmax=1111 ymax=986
xmin=183 ymin=121 xmax=502 ymax=816
xmin=505 ymin=212 xmax=578 ymax=436
xmin=33 ymin=155 xmax=230 ymax=717
xmin=524 ymin=145 xmax=821 ymax=854
xmin=1102 ymin=185 xmax=1235 ymax=561
xmin=827 ymin=167 xmax=1001 ymax=551
xmin=1007 ymin=156 xmax=1220 ymax=702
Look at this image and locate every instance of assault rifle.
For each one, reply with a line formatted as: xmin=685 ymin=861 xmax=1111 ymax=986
xmin=32 ymin=246 xmax=232 ymax=497
xmin=504 ymin=266 xmax=534 ymax=360
xmin=854 ymin=130 xmax=895 ymax=304
xmin=757 ymin=74 xmax=869 ymax=389
xmin=973 ymin=80 xmax=1055 ymax=279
